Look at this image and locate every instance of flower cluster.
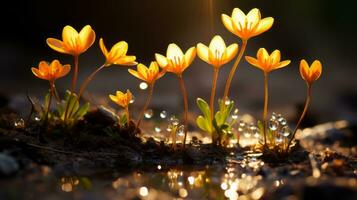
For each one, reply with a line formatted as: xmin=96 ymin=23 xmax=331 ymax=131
xmin=30 ymin=6 xmax=322 ymax=153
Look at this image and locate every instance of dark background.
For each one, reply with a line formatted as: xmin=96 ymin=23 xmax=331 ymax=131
xmin=1 ymin=0 xmax=356 ymax=123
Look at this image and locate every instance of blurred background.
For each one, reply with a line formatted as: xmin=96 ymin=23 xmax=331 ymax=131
xmin=1 ymin=0 xmax=356 ymax=124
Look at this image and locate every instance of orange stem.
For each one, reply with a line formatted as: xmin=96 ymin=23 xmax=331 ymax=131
xmin=286 ymin=85 xmax=312 ymax=152
xmin=178 ymin=75 xmax=189 ymax=148
xmin=263 ymin=72 xmax=269 ymax=146
xmin=125 ymin=106 xmax=130 ymax=126
xmin=223 ymin=40 xmax=248 ymax=99
xmin=210 ymin=68 xmax=219 ymax=121
xmin=78 ymin=64 xmax=106 ymax=100
xmin=72 ymin=55 xmax=79 ymax=92
xmin=136 ymin=84 xmax=154 ymax=129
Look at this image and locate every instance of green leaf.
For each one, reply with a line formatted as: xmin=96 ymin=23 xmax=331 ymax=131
xmin=74 ymin=102 xmax=90 ymax=119
xmin=196 ymin=115 xmax=210 ymax=133
xmin=119 ymin=113 xmax=127 ymax=126
xmin=196 ymin=98 xmax=211 ymax=121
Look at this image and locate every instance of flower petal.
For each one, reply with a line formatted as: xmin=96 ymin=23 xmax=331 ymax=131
xmin=61 ymin=64 xmax=71 ymax=78
xmin=222 ymin=43 xmax=238 ymax=64
xmin=110 ymin=41 xmax=128 ymax=60
xmin=197 ymin=43 xmax=210 ymax=64
xmin=184 ymin=46 xmax=196 ymax=67
xmin=232 ymin=8 xmax=246 ymax=28
xmin=99 ymin=38 xmax=109 ymax=58
xmin=62 ymin=25 xmax=78 ymax=50
xmin=245 ymin=56 xmax=262 ymax=70
xmin=128 ymin=68 xmax=143 ymax=80
xmin=310 ymin=60 xmax=322 ymax=81
xmin=257 ymin=48 xmax=269 ymax=63
xmin=155 ymin=53 xmax=168 ymax=68
xmin=46 ymin=38 xmax=68 ymax=54
xmin=299 ymin=59 xmax=310 ymax=81
xmin=114 ymin=55 xmax=137 ymax=66
xmin=246 ymin=8 xmax=261 ymax=28
xmin=253 ymin=17 xmax=274 ymax=36
xmin=31 ymin=67 xmax=44 ymax=79
xmin=79 ymin=25 xmax=95 ymax=53
xmin=269 ymin=50 xmax=281 ymax=66
xmin=221 ymin=14 xmax=235 ymax=34
xmin=274 ymin=60 xmax=291 ymax=70
xmin=209 ymin=35 xmax=226 ymax=55
xmin=167 ymin=43 xmax=184 ymax=60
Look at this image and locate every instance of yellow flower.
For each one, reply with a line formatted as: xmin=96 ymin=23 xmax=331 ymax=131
xmin=245 ymin=48 xmax=290 ymax=73
xmin=109 ymin=90 xmax=132 ymax=108
xmin=300 ymin=59 xmax=322 ymax=85
xmin=31 ymin=60 xmax=71 ymax=81
xmin=47 ymin=25 xmax=95 ymax=56
xmin=197 ymin=35 xmax=238 ymax=68
xmin=128 ymin=61 xmax=165 ymax=84
xmin=155 ymin=43 xmax=196 ymax=74
xmin=99 ymin=38 xmax=137 ymax=66
xmin=222 ymin=8 xmax=274 ymax=40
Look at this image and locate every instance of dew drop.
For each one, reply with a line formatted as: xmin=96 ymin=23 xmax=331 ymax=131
xmin=231 ymin=108 xmax=239 ymax=119
xmin=144 ymin=109 xmax=153 ymax=118
xmin=32 ymin=114 xmax=41 ymax=122
xmin=177 ymin=125 xmax=185 ymax=136
xmin=154 ymin=127 xmax=161 ymax=133
xmin=224 ymin=99 xmax=232 ymax=106
xmin=14 ymin=118 xmax=25 ymax=128
xmin=130 ymin=95 xmax=135 ymax=104
xmin=169 ymin=116 xmax=179 ymax=126
xmin=278 ymin=117 xmax=287 ymax=126
xmin=275 ymin=135 xmax=283 ymax=143
xmin=269 ymin=120 xmax=278 ymax=131
xmin=281 ymin=126 xmax=291 ymax=137
xmin=160 ymin=110 xmax=167 ymax=119
xmin=139 ymin=82 xmax=148 ymax=90
xmin=271 ymin=112 xmax=277 ymax=120
xmin=243 ymin=132 xmax=251 ymax=138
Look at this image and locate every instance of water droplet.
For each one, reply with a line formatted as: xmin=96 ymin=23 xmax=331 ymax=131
xmin=166 ymin=125 xmax=172 ymax=132
xmin=144 ymin=109 xmax=153 ymax=118
xmin=154 ymin=127 xmax=161 ymax=133
xmin=224 ymin=99 xmax=232 ymax=106
xmin=177 ymin=125 xmax=185 ymax=136
xmin=243 ymin=132 xmax=251 ymax=138
xmin=139 ymin=82 xmax=148 ymax=90
xmin=130 ymin=95 xmax=135 ymax=104
xmin=275 ymin=135 xmax=283 ymax=143
xmin=278 ymin=117 xmax=287 ymax=126
xmin=239 ymin=120 xmax=246 ymax=127
xmin=281 ymin=126 xmax=291 ymax=137
xmin=169 ymin=116 xmax=179 ymax=126
xmin=254 ymin=132 xmax=260 ymax=138
xmin=271 ymin=112 xmax=277 ymax=120
xmin=231 ymin=108 xmax=239 ymax=119
xmin=32 ymin=114 xmax=41 ymax=122
xmin=14 ymin=118 xmax=25 ymax=128
xmin=269 ymin=120 xmax=278 ymax=131
xmin=160 ymin=110 xmax=167 ymax=119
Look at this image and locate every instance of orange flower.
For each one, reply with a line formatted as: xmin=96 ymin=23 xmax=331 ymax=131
xmin=222 ymin=8 xmax=274 ymax=40
xmin=155 ymin=43 xmax=196 ymax=74
xmin=128 ymin=61 xmax=165 ymax=84
xmin=99 ymin=38 xmax=137 ymax=66
xmin=300 ymin=59 xmax=322 ymax=85
xmin=47 ymin=25 xmax=95 ymax=56
xmin=31 ymin=60 xmax=71 ymax=81
xmin=109 ymin=90 xmax=132 ymax=108
xmin=245 ymin=48 xmax=290 ymax=73
xmin=197 ymin=35 xmax=238 ymax=68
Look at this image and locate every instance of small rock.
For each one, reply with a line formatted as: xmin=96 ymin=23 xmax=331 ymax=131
xmin=0 ymin=153 xmax=19 ymax=176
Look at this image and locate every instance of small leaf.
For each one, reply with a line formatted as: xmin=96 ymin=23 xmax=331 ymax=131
xmin=74 ymin=102 xmax=90 ymax=118
xmin=196 ymin=98 xmax=211 ymax=120
xmin=196 ymin=115 xmax=210 ymax=133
